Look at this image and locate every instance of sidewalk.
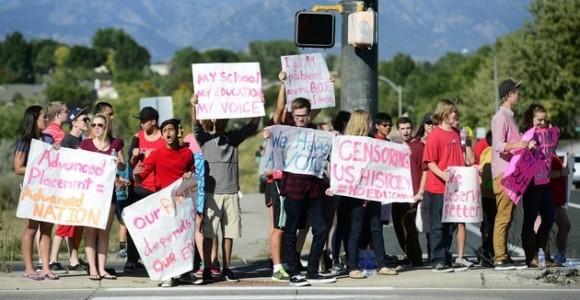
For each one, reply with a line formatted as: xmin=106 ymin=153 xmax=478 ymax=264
xmin=1 ymin=193 xmax=579 ymax=290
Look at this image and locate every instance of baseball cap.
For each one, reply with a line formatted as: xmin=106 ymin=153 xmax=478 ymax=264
xmin=67 ymin=107 xmax=89 ymax=124
xmin=133 ymin=106 xmax=159 ymax=123
xmin=498 ymin=79 xmax=522 ymax=98
xmin=422 ymin=113 xmax=433 ymax=124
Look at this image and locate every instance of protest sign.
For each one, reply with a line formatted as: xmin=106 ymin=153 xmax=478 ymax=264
xmin=281 ymin=53 xmax=335 ymax=109
xmin=501 ymin=148 xmax=536 ymax=205
xmin=564 ymin=153 xmax=574 ymax=206
xmin=16 ymin=140 xmax=116 ymax=229
xmin=442 ymin=166 xmax=482 ymax=223
xmin=532 ymin=127 xmax=559 ymax=185
xmin=260 ymin=125 xmax=333 ymax=178
xmin=329 ymin=136 xmax=413 ymax=203
xmin=192 ymin=62 xmax=265 ymax=119
xmin=123 ymin=177 xmax=198 ymax=281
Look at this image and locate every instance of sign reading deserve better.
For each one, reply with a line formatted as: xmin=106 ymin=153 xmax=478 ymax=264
xmin=442 ymin=166 xmax=482 ymax=223
xmin=123 ymin=177 xmax=198 ymax=281
xmin=281 ymin=53 xmax=335 ymax=110
xmin=192 ymin=62 xmax=265 ymax=119
xmin=329 ymin=136 xmax=414 ymax=203
xmin=17 ymin=139 xmax=116 ymax=229
xmin=261 ymin=125 xmax=333 ymax=178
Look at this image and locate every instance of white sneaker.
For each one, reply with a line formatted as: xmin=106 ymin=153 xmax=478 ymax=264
xmin=161 ymin=278 xmax=177 ymax=287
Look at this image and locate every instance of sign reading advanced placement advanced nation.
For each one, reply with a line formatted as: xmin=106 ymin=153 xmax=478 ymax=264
xmin=330 ymin=136 xmax=413 ymax=203
xmin=17 ymin=139 xmax=117 ymax=229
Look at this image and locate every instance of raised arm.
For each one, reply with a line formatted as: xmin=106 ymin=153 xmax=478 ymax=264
xmin=273 ymin=71 xmax=287 ymax=125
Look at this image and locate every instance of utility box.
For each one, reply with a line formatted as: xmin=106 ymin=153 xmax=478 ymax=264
xmin=348 ymin=9 xmax=377 ymax=48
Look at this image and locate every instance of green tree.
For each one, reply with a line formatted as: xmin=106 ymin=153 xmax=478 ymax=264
xmin=67 ymin=45 xmax=107 ymax=69
xmin=30 ymin=39 xmax=60 ymax=81
xmin=0 ymin=32 xmax=33 ymax=83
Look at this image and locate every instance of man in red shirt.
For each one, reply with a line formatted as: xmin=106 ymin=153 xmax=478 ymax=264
xmin=43 ymin=101 xmax=68 ymax=144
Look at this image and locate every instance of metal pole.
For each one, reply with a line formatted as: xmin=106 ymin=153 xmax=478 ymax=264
xmin=339 ymin=0 xmax=378 ymax=117
xmin=378 ymin=75 xmax=402 ymax=116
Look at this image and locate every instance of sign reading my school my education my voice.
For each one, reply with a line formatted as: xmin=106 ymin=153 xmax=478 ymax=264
xmin=17 ymin=139 xmax=117 ymax=229
xmin=123 ymin=177 xmax=198 ymax=281
xmin=280 ymin=53 xmax=335 ymax=110
xmin=192 ymin=62 xmax=265 ymax=119
xmin=330 ymin=136 xmax=414 ymax=203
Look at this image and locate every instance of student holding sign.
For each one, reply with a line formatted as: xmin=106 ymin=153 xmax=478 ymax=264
xmin=80 ymin=113 xmax=126 ymax=280
xmin=191 ymin=93 xmax=262 ymax=284
xmin=15 ymin=105 xmax=55 ymax=281
xmin=423 ymin=99 xmax=465 ymax=273
xmin=519 ymin=104 xmax=556 ymax=268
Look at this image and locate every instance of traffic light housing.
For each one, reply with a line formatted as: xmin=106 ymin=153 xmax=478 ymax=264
xmin=294 ymin=11 xmax=335 ymax=48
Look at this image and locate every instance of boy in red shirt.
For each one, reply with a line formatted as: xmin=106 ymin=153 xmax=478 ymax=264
xmin=423 ymin=99 xmax=465 ymax=273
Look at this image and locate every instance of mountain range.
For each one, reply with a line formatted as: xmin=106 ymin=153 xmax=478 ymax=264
xmin=0 ymin=0 xmax=532 ymax=62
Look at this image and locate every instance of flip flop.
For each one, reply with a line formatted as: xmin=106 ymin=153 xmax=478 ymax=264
xmin=23 ymin=273 xmax=44 ymax=281
xmin=100 ymin=273 xmax=117 ymax=280
xmin=89 ymin=274 xmax=101 ymax=281
xmin=42 ymin=272 xmax=60 ymax=280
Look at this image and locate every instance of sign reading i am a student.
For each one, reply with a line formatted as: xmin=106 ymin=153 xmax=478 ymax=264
xmin=17 ymin=139 xmax=117 ymax=229
xmin=281 ymin=53 xmax=335 ymax=110
xmin=123 ymin=177 xmax=198 ymax=281
xmin=192 ymin=62 xmax=265 ymax=119
xmin=329 ymin=136 xmax=414 ymax=203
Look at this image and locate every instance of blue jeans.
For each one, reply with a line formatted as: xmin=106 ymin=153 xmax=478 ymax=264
xmin=283 ymin=196 xmax=327 ymax=277
xmin=345 ymin=198 xmax=386 ymax=270
xmin=522 ymin=184 xmax=555 ymax=234
xmin=427 ymin=192 xmax=455 ymax=267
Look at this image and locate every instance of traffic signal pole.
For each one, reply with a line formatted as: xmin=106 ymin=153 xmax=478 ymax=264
xmin=339 ymin=0 xmax=378 ymax=117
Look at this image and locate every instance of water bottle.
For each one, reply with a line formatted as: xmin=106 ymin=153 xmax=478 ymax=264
xmin=111 ymin=149 xmax=117 ymax=158
xmin=554 ymin=251 xmax=562 ymax=267
xmin=567 ymin=260 xmax=574 ymax=269
xmin=537 ymin=248 xmax=545 ymax=270
xmin=460 ymin=127 xmax=468 ymax=147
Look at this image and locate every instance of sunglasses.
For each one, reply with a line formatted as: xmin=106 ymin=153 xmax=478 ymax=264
xmin=83 ymin=117 xmax=91 ymax=123
xmin=378 ymin=123 xmax=392 ymax=127
xmin=91 ymin=123 xmax=105 ymax=128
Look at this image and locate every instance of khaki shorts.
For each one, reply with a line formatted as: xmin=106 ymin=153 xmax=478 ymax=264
xmin=203 ymin=192 xmax=242 ymax=239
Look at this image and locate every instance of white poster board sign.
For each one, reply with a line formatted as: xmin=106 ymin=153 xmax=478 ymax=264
xmin=123 ymin=177 xmax=198 ymax=281
xmin=192 ymin=62 xmax=265 ymax=119
xmin=139 ymin=96 xmax=174 ymax=124
xmin=281 ymin=53 xmax=335 ymax=110
xmin=442 ymin=166 xmax=483 ymax=223
xmin=17 ymin=139 xmax=116 ymax=229
xmin=329 ymin=136 xmax=414 ymax=203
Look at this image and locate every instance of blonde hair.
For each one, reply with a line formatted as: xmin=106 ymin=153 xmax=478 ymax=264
xmin=47 ymin=101 xmax=66 ymax=120
xmin=432 ymin=99 xmax=457 ymax=126
xmin=344 ymin=110 xmax=370 ymax=136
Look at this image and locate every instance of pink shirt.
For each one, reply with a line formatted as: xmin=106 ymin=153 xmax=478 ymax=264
xmin=491 ymin=106 xmax=521 ymax=179
xmin=183 ymin=133 xmax=202 ymax=153
xmin=43 ymin=122 xmax=65 ymax=144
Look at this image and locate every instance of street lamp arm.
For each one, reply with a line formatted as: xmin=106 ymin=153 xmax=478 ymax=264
xmin=378 ymin=75 xmax=403 ymax=117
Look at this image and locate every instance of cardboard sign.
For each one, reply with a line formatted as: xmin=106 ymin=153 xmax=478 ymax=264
xmin=532 ymin=127 xmax=559 ymax=185
xmin=260 ymin=125 xmax=333 ymax=178
xmin=501 ymin=148 xmax=536 ymax=205
xmin=123 ymin=177 xmax=198 ymax=281
xmin=281 ymin=53 xmax=335 ymax=110
xmin=16 ymin=139 xmax=116 ymax=229
xmin=192 ymin=62 xmax=265 ymax=119
xmin=329 ymin=136 xmax=414 ymax=203
xmin=442 ymin=166 xmax=483 ymax=223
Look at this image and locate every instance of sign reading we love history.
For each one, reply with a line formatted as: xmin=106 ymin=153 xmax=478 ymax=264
xmin=123 ymin=177 xmax=198 ymax=281
xmin=17 ymin=139 xmax=117 ymax=229
xmin=192 ymin=62 xmax=265 ymax=119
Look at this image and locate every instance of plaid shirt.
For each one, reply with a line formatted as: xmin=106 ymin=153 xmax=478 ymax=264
xmin=280 ymin=172 xmax=324 ymax=200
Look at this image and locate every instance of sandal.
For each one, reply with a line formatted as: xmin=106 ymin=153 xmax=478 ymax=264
xmin=100 ymin=273 xmax=117 ymax=280
xmin=42 ymin=272 xmax=60 ymax=280
xmin=89 ymin=274 xmax=101 ymax=281
xmin=23 ymin=273 xmax=44 ymax=281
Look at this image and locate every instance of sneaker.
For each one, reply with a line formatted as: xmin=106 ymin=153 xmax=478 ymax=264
xmin=123 ymin=261 xmax=146 ymax=273
xmin=432 ymin=263 xmax=454 ymax=273
xmin=221 ymin=267 xmax=240 ymax=282
xmin=507 ymin=257 xmax=529 ymax=270
xmin=452 ymin=263 xmax=469 ymax=272
xmin=349 ymin=269 xmax=367 ymax=279
xmin=378 ymin=267 xmax=398 ymax=275
xmin=49 ymin=262 xmax=69 ymax=274
xmin=306 ymin=273 xmax=337 ymax=284
xmin=271 ymin=268 xmax=290 ymax=282
xmin=474 ymin=248 xmax=494 ymax=268
xmin=67 ymin=264 xmax=83 ymax=272
xmin=160 ymin=278 xmax=177 ymax=287
xmin=117 ymin=248 xmax=127 ymax=259
xmin=289 ymin=275 xmax=310 ymax=287
xmin=494 ymin=260 xmax=516 ymax=271
xmin=193 ymin=268 xmax=203 ymax=276
xmin=210 ymin=267 xmax=221 ymax=276
xmin=193 ymin=268 xmax=213 ymax=285
xmin=36 ymin=262 xmax=43 ymax=272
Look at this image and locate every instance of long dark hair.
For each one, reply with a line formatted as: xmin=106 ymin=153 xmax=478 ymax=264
xmin=521 ymin=103 xmax=546 ymax=131
xmin=16 ymin=105 xmax=44 ymax=149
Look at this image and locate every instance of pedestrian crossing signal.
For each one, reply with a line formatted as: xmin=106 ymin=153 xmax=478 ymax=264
xmin=294 ymin=11 xmax=335 ymax=48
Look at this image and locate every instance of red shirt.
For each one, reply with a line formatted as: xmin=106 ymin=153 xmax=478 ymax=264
xmin=43 ymin=122 xmax=65 ymax=144
xmin=408 ymin=138 xmax=426 ymax=194
xmin=139 ymin=146 xmax=194 ymax=191
xmin=550 ymin=154 xmax=566 ymax=207
xmin=423 ymin=126 xmax=465 ymax=194
xmin=135 ymin=130 xmax=166 ymax=192
xmin=473 ymin=137 xmax=489 ymax=165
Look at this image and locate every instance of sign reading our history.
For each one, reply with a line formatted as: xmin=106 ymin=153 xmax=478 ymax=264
xmin=442 ymin=166 xmax=483 ymax=223
xmin=281 ymin=53 xmax=335 ymax=110
xmin=329 ymin=136 xmax=414 ymax=203
xmin=260 ymin=125 xmax=333 ymax=178
xmin=123 ymin=177 xmax=198 ymax=281
xmin=17 ymin=139 xmax=117 ymax=229
xmin=192 ymin=62 xmax=265 ymax=119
